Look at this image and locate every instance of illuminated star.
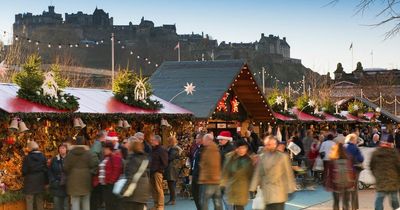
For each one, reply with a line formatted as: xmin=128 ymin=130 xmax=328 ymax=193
xmin=353 ymin=105 xmax=359 ymax=111
xmin=308 ymin=99 xmax=316 ymax=107
xmin=275 ymin=96 xmax=284 ymax=105
xmin=184 ymin=83 xmax=196 ymax=95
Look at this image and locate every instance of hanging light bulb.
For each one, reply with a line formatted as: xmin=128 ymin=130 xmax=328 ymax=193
xmin=69 ymin=44 xmax=73 ymax=48
xmin=75 ymin=44 xmax=79 ymax=47
xmin=58 ymin=44 xmax=62 ymax=49
xmin=86 ymin=44 xmax=89 ymax=47
xmin=130 ymin=51 xmax=133 ymax=55
xmin=121 ymin=45 xmax=125 ymax=49
xmin=100 ymin=40 xmax=104 ymax=43
xmin=15 ymin=36 xmax=18 ymax=41
xmin=95 ymin=41 xmax=99 ymax=45
xmin=48 ymin=43 xmax=52 ymax=48
xmin=27 ymin=39 xmax=31 ymax=43
xmin=137 ymin=56 xmax=140 ymax=59
xmin=35 ymin=41 xmax=40 ymax=45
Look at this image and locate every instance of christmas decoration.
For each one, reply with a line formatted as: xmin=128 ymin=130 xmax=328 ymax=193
xmin=113 ymin=69 xmax=162 ymax=110
xmin=230 ymin=97 xmax=239 ymax=113
xmin=184 ymin=83 xmax=196 ymax=95
xmin=216 ymin=92 xmax=229 ymax=112
xmin=275 ymin=96 xmax=284 ymax=105
xmin=348 ymin=100 xmax=367 ymax=116
xmin=267 ymin=89 xmax=295 ymax=118
xmin=12 ymin=54 xmax=79 ymax=111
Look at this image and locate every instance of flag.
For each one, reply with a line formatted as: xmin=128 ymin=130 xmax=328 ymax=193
xmin=174 ymin=42 xmax=180 ymax=50
xmin=349 ymin=42 xmax=353 ymax=50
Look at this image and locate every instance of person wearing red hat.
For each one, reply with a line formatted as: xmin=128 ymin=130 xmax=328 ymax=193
xmin=217 ymin=131 xmax=235 ymax=165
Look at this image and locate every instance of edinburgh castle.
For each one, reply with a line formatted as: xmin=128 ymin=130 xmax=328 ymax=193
xmin=11 ymin=6 xmax=310 ymax=83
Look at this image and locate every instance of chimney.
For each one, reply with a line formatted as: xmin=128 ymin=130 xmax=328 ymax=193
xmin=261 ymin=33 xmax=265 ymax=38
xmin=283 ymin=37 xmax=286 ymax=42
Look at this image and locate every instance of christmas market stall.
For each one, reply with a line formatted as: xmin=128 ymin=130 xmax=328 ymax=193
xmin=0 ymin=55 xmax=192 ymax=209
xmin=149 ymin=60 xmax=276 ymax=136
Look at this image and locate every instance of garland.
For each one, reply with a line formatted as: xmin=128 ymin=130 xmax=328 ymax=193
xmin=12 ymin=54 xmax=79 ymax=111
xmin=113 ymin=70 xmax=163 ymax=110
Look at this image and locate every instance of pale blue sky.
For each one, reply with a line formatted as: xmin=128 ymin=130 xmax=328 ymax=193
xmin=0 ymin=0 xmax=399 ymax=75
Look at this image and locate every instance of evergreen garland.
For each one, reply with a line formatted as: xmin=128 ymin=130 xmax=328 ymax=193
xmin=12 ymin=54 xmax=79 ymax=111
xmin=112 ymin=70 xmax=163 ymax=110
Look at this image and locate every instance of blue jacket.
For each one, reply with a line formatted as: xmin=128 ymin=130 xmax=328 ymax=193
xmin=346 ymin=143 xmax=364 ymax=163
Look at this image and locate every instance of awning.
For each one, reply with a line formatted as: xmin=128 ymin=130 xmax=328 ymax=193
xmin=292 ymin=108 xmax=322 ymax=122
xmin=323 ymin=113 xmax=346 ymax=122
xmin=0 ymin=83 xmax=192 ymax=115
xmin=272 ymin=111 xmax=296 ymax=121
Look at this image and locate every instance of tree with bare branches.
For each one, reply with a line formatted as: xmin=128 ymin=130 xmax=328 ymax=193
xmin=328 ymin=0 xmax=400 ymax=38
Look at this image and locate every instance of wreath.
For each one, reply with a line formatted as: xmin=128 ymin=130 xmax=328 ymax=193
xmin=112 ymin=70 xmax=163 ymax=110
xmin=12 ymin=54 xmax=79 ymax=111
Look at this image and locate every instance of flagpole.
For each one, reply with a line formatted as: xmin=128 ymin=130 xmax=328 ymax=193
xmin=178 ymin=42 xmax=181 ymax=62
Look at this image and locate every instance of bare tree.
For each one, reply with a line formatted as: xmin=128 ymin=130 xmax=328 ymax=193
xmin=328 ymin=0 xmax=400 ymax=38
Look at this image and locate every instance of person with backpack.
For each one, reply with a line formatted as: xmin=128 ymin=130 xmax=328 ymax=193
xmin=164 ymin=136 xmax=183 ymax=206
xmin=326 ymin=143 xmax=355 ymax=210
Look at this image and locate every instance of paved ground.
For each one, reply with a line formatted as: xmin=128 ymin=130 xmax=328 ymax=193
xmin=162 ymin=187 xmax=393 ymax=210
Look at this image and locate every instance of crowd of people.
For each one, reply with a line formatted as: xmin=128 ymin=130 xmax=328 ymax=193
xmin=20 ymin=125 xmax=400 ymax=210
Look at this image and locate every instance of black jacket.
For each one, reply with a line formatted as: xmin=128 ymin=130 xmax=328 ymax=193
xmin=150 ymin=146 xmax=168 ymax=174
xmin=22 ymin=150 xmax=48 ymax=194
xmin=191 ymin=145 xmax=203 ymax=179
xmin=219 ymin=142 xmax=235 ymax=165
xmin=123 ymin=152 xmax=151 ymax=204
xmin=48 ymin=155 xmax=67 ymax=197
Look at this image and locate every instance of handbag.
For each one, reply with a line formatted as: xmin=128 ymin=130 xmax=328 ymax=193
xmin=313 ymin=156 xmax=324 ymax=171
xmin=113 ymin=159 xmax=149 ymax=197
xmin=251 ymin=186 xmax=265 ymax=210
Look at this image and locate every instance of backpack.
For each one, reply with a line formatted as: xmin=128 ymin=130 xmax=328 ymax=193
xmin=333 ymin=159 xmax=355 ymax=190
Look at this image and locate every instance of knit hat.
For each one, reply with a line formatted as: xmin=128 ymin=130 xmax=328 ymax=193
xmin=235 ymin=139 xmax=248 ymax=148
xmin=106 ymin=131 xmax=119 ymax=141
xmin=217 ymin=131 xmax=233 ymax=141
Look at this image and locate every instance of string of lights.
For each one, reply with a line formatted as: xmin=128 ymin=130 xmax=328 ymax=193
xmin=9 ymin=33 xmax=160 ymax=68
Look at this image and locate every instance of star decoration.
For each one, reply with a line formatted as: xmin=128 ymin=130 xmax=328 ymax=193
xmin=353 ymin=105 xmax=359 ymax=111
xmin=275 ymin=96 xmax=284 ymax=105
xmin=184 ymin=83 xmax=196 ymax=95
xmin=308 ymin=99 xmax=316 ymax=107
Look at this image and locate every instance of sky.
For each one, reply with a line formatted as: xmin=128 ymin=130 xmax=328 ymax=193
xmin=0 ymin=0 xmax=399 ymax=75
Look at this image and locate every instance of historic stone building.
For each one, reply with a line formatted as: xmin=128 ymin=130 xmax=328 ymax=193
xmin=330 ymin=62 xmax=400 ymax=116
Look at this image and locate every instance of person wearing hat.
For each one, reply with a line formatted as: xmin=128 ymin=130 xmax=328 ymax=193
xmin=221 ymin=139 xmax=254 ymax=210
xmin=64 ymin=136 xmax=97 ymax=210
xmin=370 ymin=137 xmax=400 ymax=210
xmin=217 ymin=131 xmax=235 ymax=165
xmin=106 ymin=131 xmax=128 ymax=160
xmin=98 ymin=142 xmax=123 ymax=210
xmin=22 ymin=141 xmax=48 ymax=210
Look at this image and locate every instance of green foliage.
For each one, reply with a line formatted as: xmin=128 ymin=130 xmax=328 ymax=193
xmin=348 ymin=100 xmax=366 ymax=115
xmin=50 ymin=64 xmax=69 ymax=89
xmin=266 ymin=88 xmax=294 ymax=112
xmin=13 ymin=54 xmax=44 ymax=96
xmin=12 ymin=54 xmax=78 ymax=111
xmin=113 ymin=69 xmax=162 ymax=110
xmin=296 ymin=95 xmax=314 ymax=114
xmin=0 ymin=191 xmax=24 ymax=204
xmin=321 ymin=100 xmax=336 ymax=114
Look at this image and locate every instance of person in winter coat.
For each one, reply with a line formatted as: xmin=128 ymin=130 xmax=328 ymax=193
xmin=191 ymin=134 xmax=204 ymax=210
xmin=64 ymin=137 xmax=97 ymax=210
xmin=291 ymin=135 xmax=305 ymax=167
xmin=164 ymin=136 xmax=183 ymax=206
xmin=199 ymin=133 xmax=222 ymax=210
xmin=98 ymin=142 xmax=123 ymax=210
xmin=370 ymin=140 xmax=400 ymax=210
xmin=221 ymin=139 xmax=254 ymax=210
xmin=90 ymin=131 xmax=107 ymax=210
xmin=217 ymin=131 xmax=235 ymax=165
xmin=149 ymin=135 xmax=168 ymax=210
xmin=344 ymin=133 xmax=364 ymax=210
xmin=326 ymin=143 xmax=355 ymax=210
xmin=22 ymin=141 xmax=48 ymax=210
xmin=249 ymin=135 xmax=296 ymax=210
xmin=122 ymin=137 xmax=151 ymax=210
xmin=49 ymin=144 xmax=69 ymax=210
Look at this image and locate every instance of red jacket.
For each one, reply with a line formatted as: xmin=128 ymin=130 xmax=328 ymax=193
xmin=105 ymin=152 xmax=123 ymax=184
